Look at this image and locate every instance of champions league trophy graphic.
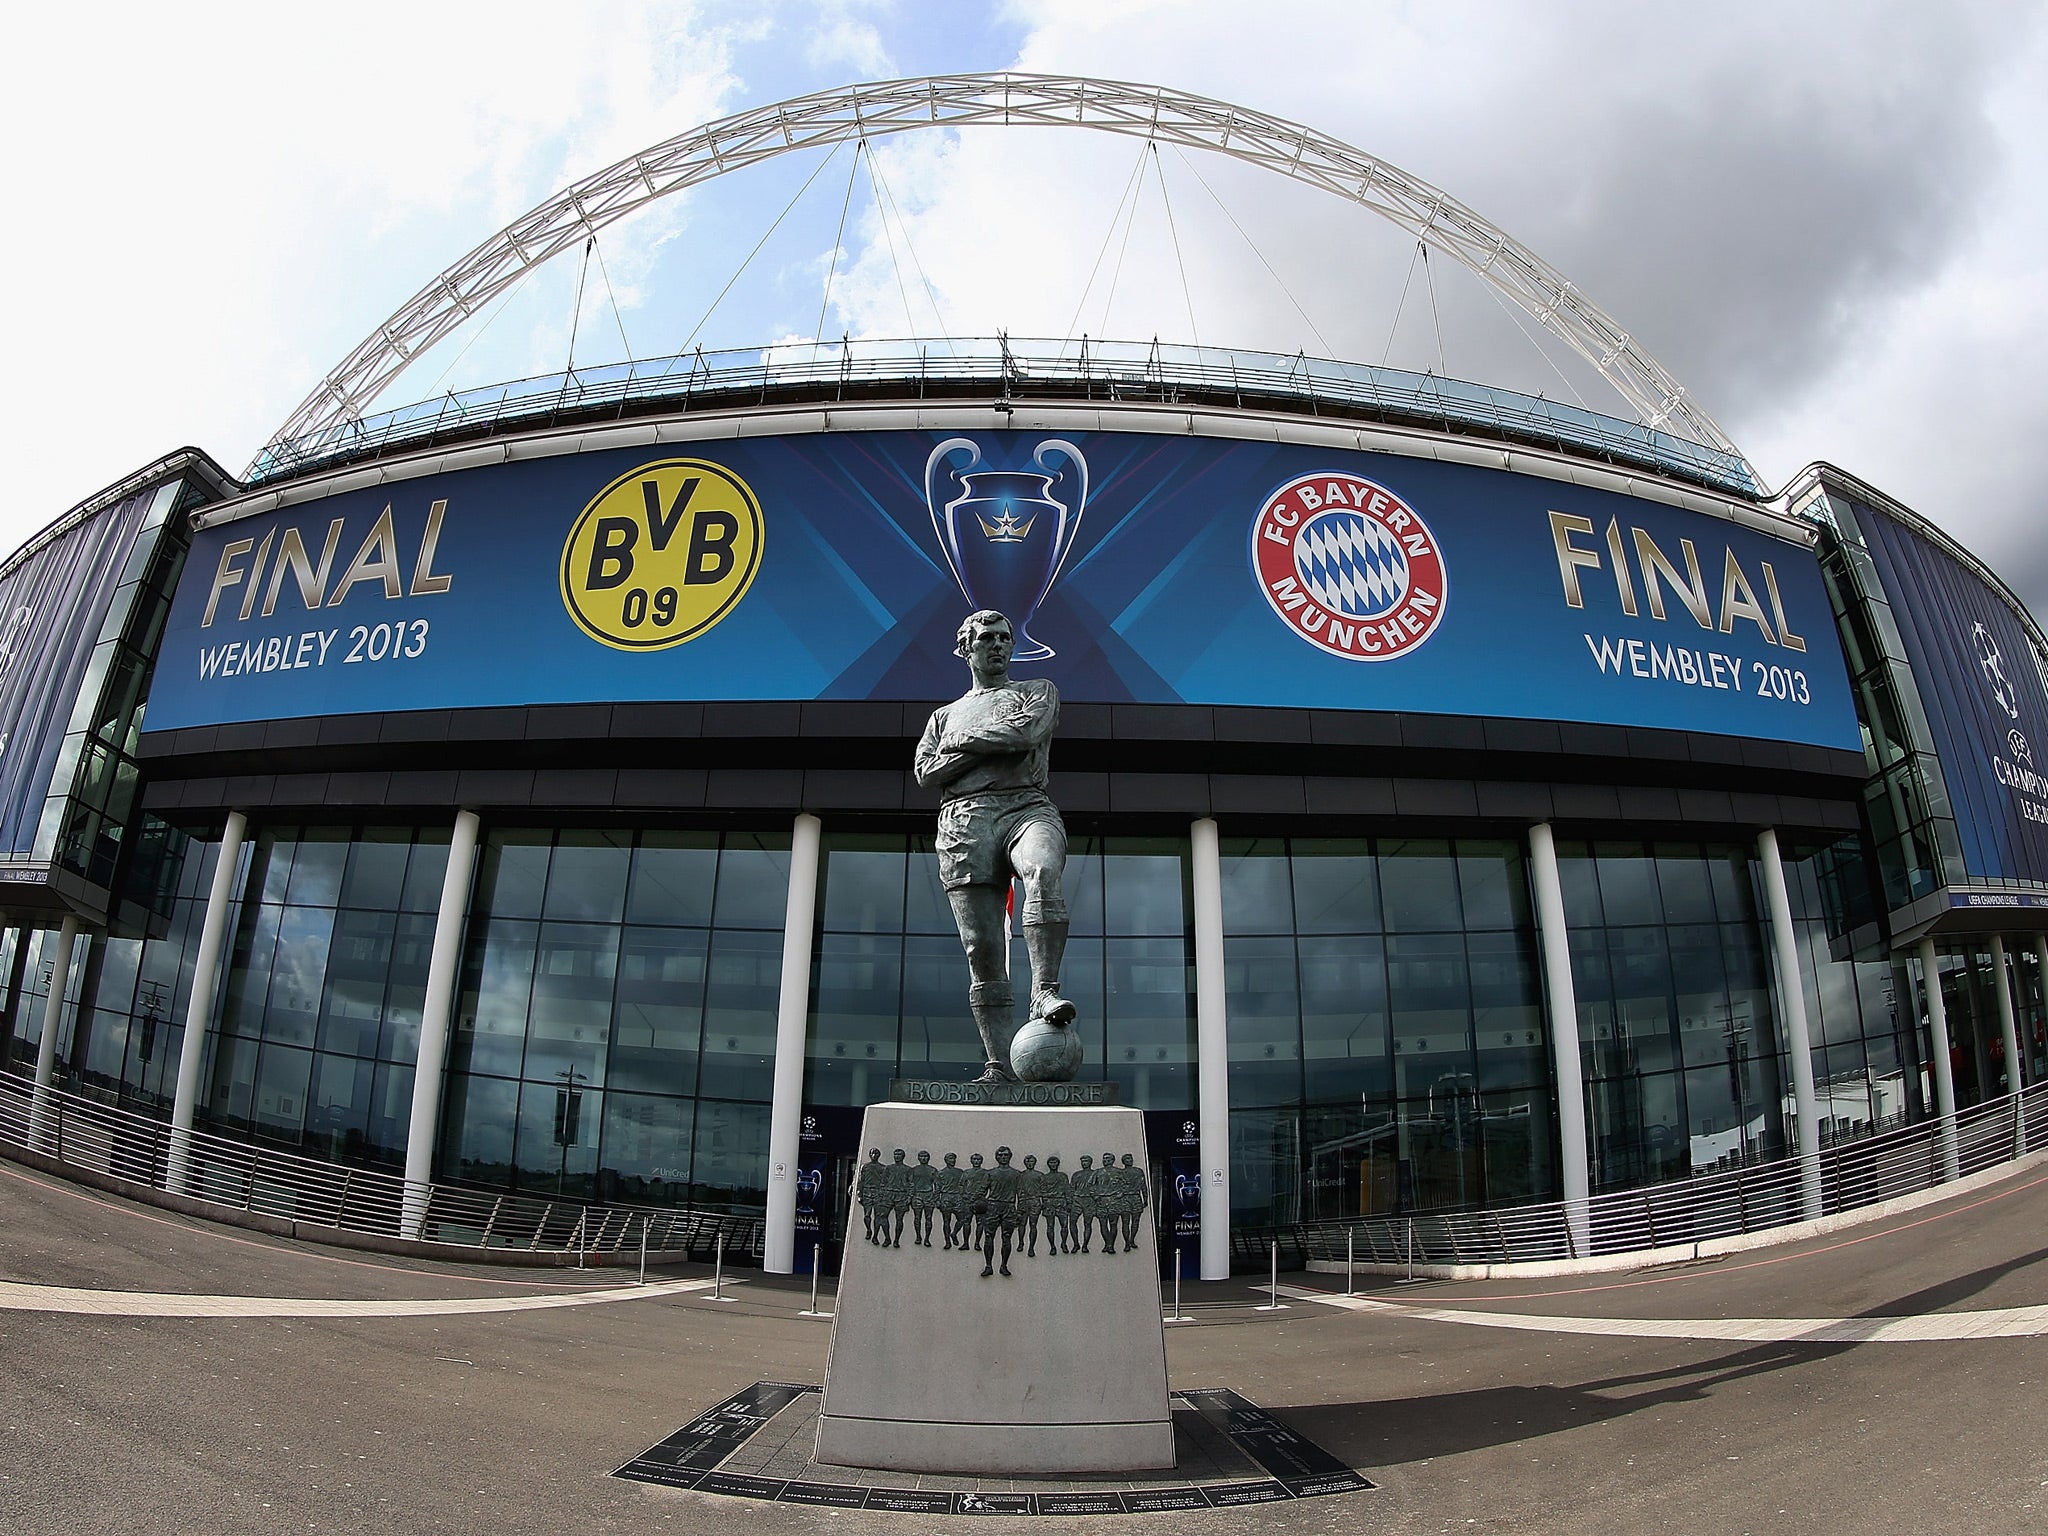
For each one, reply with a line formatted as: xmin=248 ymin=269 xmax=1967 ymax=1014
xmin=925 ymin=438 xmax=1089 ymax=660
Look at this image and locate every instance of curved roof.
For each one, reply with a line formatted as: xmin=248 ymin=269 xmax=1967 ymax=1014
xmin=260 ymin=72 xmax=1747 ymax=481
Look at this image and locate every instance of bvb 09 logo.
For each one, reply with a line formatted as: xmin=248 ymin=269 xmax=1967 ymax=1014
xmin=1252 ymin=470 xmax=1446 ymax=660
xmin=560 ymin=459 xmax=764 ymax=650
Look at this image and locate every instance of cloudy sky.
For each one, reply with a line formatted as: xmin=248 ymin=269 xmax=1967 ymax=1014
xmin=4 ymin=0 xmax=2043 ymax=619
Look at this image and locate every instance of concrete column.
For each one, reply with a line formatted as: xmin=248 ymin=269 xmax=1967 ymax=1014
xmin=401 ymin=809 xmax=483 ymax=1239
xmin=168 ymin=811 xmax=248 ymax=1193
xmin=1757 ymin=829 xmax=1823 ymax=1221
xmin=26 ymin=915 xmax=81 ymax=1152
xmin=1991 ymin=936 xmax=2023 ymax=1094
xmin=1527 ymin=824 xmax=1590 ymax=1253
xmin=764 ymin=812 xmax=823 ymax=1274
xmin=1190 ymin=817 xmax=1231 ymax=1281
xmin=1918 ymin=936 xmax=1960 ymax=1181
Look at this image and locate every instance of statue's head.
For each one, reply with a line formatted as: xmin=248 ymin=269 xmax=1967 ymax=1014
xmin=866 ymin=1148 xmax=880 ymax=1161
xmin=954 ymin=608 xmax=1013 ymax=660
xmin=1045 ymin=1155 xmax=1061 ymax=1171
xmin=994 ymin=1145 xmax=1013 ymax=1165
xmin=1121 ymin=1153 xmax=1136 ymax=1167
xmin=1023 ymin=1154 xmax=1037 ymax=1169
xmin=917 ymin=1150 xmax=931 ymax=1164
xmin=891 ymin=1148 xmax=907 ymax=1163
xmin=970 ymin=1152 xmax=985 ymax=1167
xmin=1079 ymin=1155 xmax=1093 ymax=1169
xmin=943 ymin=1152 xmax=958 ymax=1167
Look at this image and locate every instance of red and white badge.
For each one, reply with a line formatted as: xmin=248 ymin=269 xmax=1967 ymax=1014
xmin=1250 ymin=471 xmax=1448 ymax=661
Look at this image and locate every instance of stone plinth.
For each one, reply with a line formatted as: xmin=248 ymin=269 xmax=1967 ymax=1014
xmin=814 ymin=1102 xmax=1173 ymax=1475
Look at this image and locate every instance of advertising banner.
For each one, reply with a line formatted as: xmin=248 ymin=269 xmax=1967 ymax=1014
xmin=148 ymin=430 xmax=1860 ymax=750
xmin=1853 ymin=500 xmax=2048 ymax=885
xmin=0 ymin=486 xmax=162 ymax=859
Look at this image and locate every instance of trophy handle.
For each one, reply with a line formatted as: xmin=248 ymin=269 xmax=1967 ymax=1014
xmin=1031 ymin=439 xmax=1090 ymax=600
xmin=925 ymin=438 xmax=984 ymax=601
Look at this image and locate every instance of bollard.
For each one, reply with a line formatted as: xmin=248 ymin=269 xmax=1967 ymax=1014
xmin=1166 ymin=1248 xmax=1192 ymax=1323
xmin=1255 ymin=1238 xmax=1285 ymax=1311
xmin=712 ymin=1231 xmax=726 ymax=1301
xmin=1346 ymin=1229 xmax=1355 ymax=1298
xmin=638 ymin=1219 xmax=648 ymax=1286
xmin=800 ymin=1242 xmax=833 ymax=1318
xmin=1406 ymin=1217 xmax=1416 ymax=1282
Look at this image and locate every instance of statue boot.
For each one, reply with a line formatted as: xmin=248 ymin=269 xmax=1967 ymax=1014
xmin=1024 ymin=916 xmax=1075 ymax=1025
xmin=969 ymin=979 xmax=1018 ymax=1082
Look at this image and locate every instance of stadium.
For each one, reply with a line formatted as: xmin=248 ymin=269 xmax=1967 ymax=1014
xmin=2 ymin=75 xmax=2044 ymax=1280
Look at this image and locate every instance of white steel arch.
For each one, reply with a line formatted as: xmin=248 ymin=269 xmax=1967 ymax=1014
xmin=262 ymin=72 xmax=1746 ymax=475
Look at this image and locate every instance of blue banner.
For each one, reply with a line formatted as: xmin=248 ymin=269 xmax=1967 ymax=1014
xmin=1854 ymin=499 xmax=2048 ymax=884
xmin=147 ymin=430 xmax=1860 ymax=751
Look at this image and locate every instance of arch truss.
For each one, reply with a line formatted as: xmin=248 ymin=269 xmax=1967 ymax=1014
xmin=262 ymin=72 xmax=1745 ymax=477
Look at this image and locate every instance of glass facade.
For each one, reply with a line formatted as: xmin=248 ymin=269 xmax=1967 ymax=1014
xmin=1219 ymin=837 xmax=1551 ymax=1226
xmin=441 ymin=827 xmax=788 ymax=1211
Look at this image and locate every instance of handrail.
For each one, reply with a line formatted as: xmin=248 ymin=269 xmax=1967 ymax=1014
xmin=1287 ymin=1079 xmax=2048 ymax=1268
xmin=241 ymin=335 xmax=1759 ymax=499
xmin=0 ymin=1075 xmax=765 ymax=1262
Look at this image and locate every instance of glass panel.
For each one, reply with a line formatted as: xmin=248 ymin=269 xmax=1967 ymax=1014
xmin=1229 ymin=1105 xmax=1300 ymax=1226
xmin=525 ymin=921 xmax=618 ymax=1086
xmin=1388 ymin=932 xmax=1473 ymax=1098
xmin=251 ymin=1043 xmax=314 ymax=1135
xmin=1219 ymin=838 xmax=1293 ymax=936
xmin=696 ymin=929 xmax=781 ymax=1101
xmin=363 ymin=1060 xmax=412 ymax=1165
xmin=319 ymin=908 xmax=395 ymax=1059
xmin=515 ymin=1078 xmax=600 ymax=1198
xmin=1456 ymin=842 xmax=1527 ymax=932
xmin=712 ymin=834 xmax=791 ymax=930
xmin=1298 ymin=935 xmax=1389 ymax=1104
xmin=377 ymin=913 xmax=438 ymax=1065
xmin=264 ymin=906 xmax=336 ymax=1048
xmin=1469 ymin=929 xmax=1545 ymax=1090
xmin=1064 ymin=844 xmax=1105 ymax=936
xmin=1557 ymin=841 xmax=1603 ymax=928
xmin=1292 ymin=840 xmax=1380 ymax=934
xmin=1655 ymin=846 xmax=1716 ymax=925
xmin=206 ymin=1033 xmax=259 ymax=1128
xmin=898 ymin=935 xmax=969 ymax=1079
xmin=476 ymin=830 xmax=550 ymax=919
xmin=306 ymin=1052 xmax=373 ymax=1157
xmin=252 ymin=828 xmax=298 ymax=905
xmin=1379 ymin=840 xmax=1462 ymax=932
xmin=1223 ymin=934 xmax=1302 ymax=1109
xmin=285 ymin=828 xmax=349 ymax=907
xmin=542 ymin=830 xmax=631 ymax=923
xmin=341 ymin=828 xmax=411 ymax=911
xmin=598 ymin=1092 xmax=695 ymax=1205
xmin=609 ymin=926 xmax=705 ymax=1096
xmin=626 ymin=832 xmax=718 ymax=927
xmin=1593 ymin=842 xmax=1659 ymax=927
xmin=822 ymin=840 xmax=907 ymax=934
xmin=441 ymin=1072 xmax=519 ymax=1186
xmin=1102 ymin=848 xmax=1184 ymax=937
xmin=808 ymin=932 xmax=902 ymax=1105
xmin=221 ymin=904 xmax=282 ymax=1038
xmin=452 ymin=918 xmax=537 ymax=1078
xmin=399 ymin=828 xmax=452 ymax=914
xmin=1102 ymin=936 xmax=1193 ymax=1109
xmin=691 ymin=1099 xmax=771 ymax=1206
xmin=904 ymin=835 xmax=955 ymax=936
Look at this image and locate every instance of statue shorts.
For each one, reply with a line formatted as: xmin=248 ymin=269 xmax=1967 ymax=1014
xmin=934 ymin=787 xmax=1068 ymax=894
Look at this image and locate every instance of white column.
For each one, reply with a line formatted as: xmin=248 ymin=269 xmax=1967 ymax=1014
xmin=168 ymin=810 xmax=247 ymax=1193
xmin=26 ymin=915 xmax=80 ymax=1152
xmin=1190 ymin=817 xmax=1231 ymax=1281
xmin=1527 ymin=824 xmax=1590 ymax=1253
xmin=1991 ymin=936 xmax=2023 ymax=1095
xmin=763 ymin=812 xmax=823 ymax=1274
xmin=1757 ymin=829 xmax=1823 ymax=1221
xmin=401 ymin=809 xmax=483 ymax=1239
xmin=1918 ymin=936 xmax=1960 ymax=1180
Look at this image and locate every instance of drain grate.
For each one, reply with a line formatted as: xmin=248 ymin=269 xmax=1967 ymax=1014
xmin=613 ymin=1382 xmax=1372 ymax=1515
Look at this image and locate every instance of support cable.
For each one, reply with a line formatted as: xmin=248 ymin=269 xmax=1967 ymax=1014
xmin=589 ymin=234 xmax=635 ymax=363
xmin=565 ymin=236 xmax=593 ymax=376
xmin=1062 ymin=142 xmax=1152 ymax=354
xmin=813 ymin=140 xmax=865 ymax=361
xmin=861 ymin=142 xmax=921 ymax=341
xmin=1150 ymin=142 xmax=1200 ymax=350
xmin=681 ymin=141 xmax=847 ymax=352
xmin=1420 ymin=241 xmax=1447 ymax=376
xmin=1172 ymin=147 xmax=1337 ymax=360
xmin=866 ymin=146 xmax=958 ymax=353
xmin=1476 ymin=276 xmax=1591 ymax=411
xmin=1382 ymin=240 xmax=1423 ymax=368
xmin=1095 ymin=146 xmax=1152 ymax=341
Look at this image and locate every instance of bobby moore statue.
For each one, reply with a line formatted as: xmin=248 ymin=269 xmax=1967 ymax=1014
xmin=914 ymin=610 xmax=1074 ymax=1082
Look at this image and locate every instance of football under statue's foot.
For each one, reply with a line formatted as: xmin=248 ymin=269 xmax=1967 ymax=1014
xmin=1033 ymin=991 xmax=1077 ymax=1026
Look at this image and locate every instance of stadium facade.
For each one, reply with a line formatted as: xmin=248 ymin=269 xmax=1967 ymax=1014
xmin=3 ymin=77 xmax=2044 ymax=1278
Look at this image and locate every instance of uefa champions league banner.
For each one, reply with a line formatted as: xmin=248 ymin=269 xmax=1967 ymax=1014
xmin=1851 ymin=499 xmax=2048 ymax=884
xmin=146 ymin=430 xmax=1861 ymax=751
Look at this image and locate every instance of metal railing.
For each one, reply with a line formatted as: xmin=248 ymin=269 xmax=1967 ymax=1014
xmin=0 ymin=1076 xmax=764 ymax=1262
xmin=244 ymin=335 xmax=1759 ymax=498
xmin=1289 ymin=1080 xmax=2048 ymax=1269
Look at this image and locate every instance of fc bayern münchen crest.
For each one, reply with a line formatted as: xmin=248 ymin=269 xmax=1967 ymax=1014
xmin=1251 ymin=470 xmax=1447 ymax=661
xmin=926 ymin=437 xmax=1088 ymax=661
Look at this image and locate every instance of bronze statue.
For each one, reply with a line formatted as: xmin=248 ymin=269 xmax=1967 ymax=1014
xmin=914 ymin=609 xmax=1074 ymax=1082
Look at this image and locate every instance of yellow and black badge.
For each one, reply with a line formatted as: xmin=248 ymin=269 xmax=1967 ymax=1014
xmin=560 ymin=458 xmax=764 ymax=650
